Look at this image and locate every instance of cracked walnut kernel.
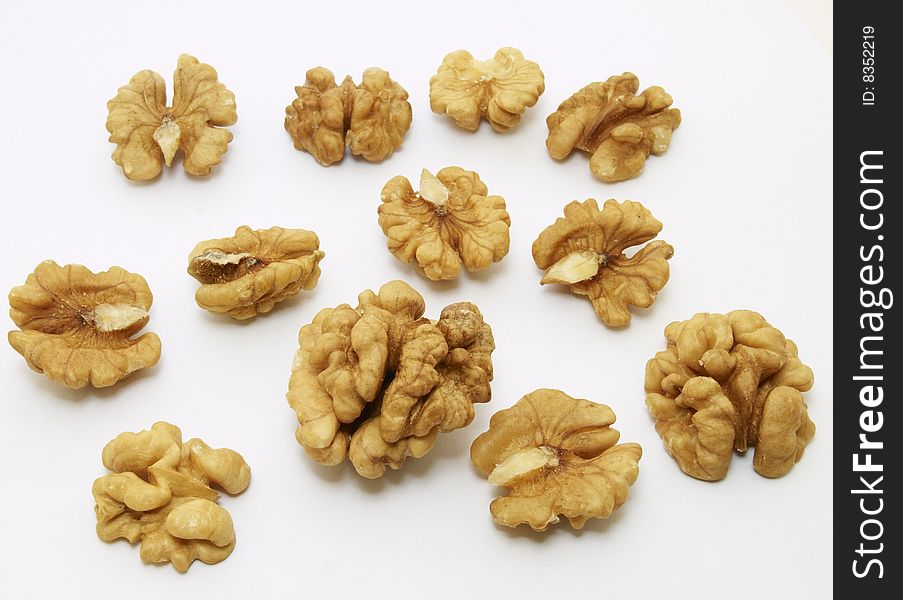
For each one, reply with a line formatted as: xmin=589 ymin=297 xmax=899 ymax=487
xmin=471 ymin=389 xmax=641 ymax=531
xmin=8 ymin=260 xmax=161 ymax=389
xmin=532 ymin=199 xmax=673 ymax=327
xmin=429 ymin=47 xmax=544 ymax=132
xmin=187 ymin=226 xmax=324 ymax=320
xmin=284 ymin=67 xmax=412 ymax=166
xmin=287 ymin=280 xmax=494 ymax=478
xmin=644 ymin=311 xmax=816 ymax=480
xmin=546 ymin=72 xmax=681 ymax=182
xmin=378 ymin=168 xmax=511 ymax=281
xmin=106 ymin=54 xmax=237 ymax=181
xmin=92 ymin=422 xmax=251 ymax=572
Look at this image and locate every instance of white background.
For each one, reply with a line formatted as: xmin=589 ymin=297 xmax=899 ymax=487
xmin=0 ymin=1 xmax=832 ymax=598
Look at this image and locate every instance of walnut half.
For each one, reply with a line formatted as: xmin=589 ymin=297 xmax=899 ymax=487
xmin=429 ymin=47 xmax=545 ymax=132
xmin=106 ymin=54 xmax=237 ymax=181
xmin=471 ymin=389 xmax=641 ymax=531
xmin=532 ymin=199 xmax=673 ymax=327
xmin=187 ymin=226 xmax=324 ymax=320
xmin=8 ymin=260 xmax=161 ymax=389
xmin=644 ymin=311 xmax=816 ymax=480
xmin=546 ymin=73 xmax=681 ymax=182
xmin=284 ymin=67 xmax=412 ymax=166
xmin=286 ymin=280 xmax=495 ymax=478
xmin=92 ymin=422 xmax=251 ymax=572
xmin=378 ymin=167 xmax=511 ymax=280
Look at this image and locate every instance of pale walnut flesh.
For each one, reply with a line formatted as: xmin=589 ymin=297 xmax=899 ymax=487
xmin=92 ymin=422 xmax=251 ymax=573
xmin=378 ymin=167 xmax=511 ymax=281
xmin=286 ymin=280 xmax=495 ymax=478
xmin=471 ymin=389 xmax=641 ymax=531
xmin=644 ymin=311 xmax=816 ymax=480
xmin=106 ymin=54 xmax=237 ymax=181
xmin=429 ymin=47 xmax=545 ymax=132
xmin=546 ymin=72 xmax=681 ymax=182
xmin=7 ymin=260 xmax=161 ymax=389
xmin=284 ymin=67 xmax=412 ymax=166
xmin=532 ymin=199 xmax=673 ymax=327
xmin=187 ymin=226 xmax=324 ymax=320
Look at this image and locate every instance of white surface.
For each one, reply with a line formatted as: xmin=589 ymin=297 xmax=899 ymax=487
xmin=0 ymin=1 xmax=832 ymax=598
xmin=785 ymin=0 xmax=833 ymax=53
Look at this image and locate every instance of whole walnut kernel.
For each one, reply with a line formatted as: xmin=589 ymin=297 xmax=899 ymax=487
xmin=284 ymin=67 xmax=412 ymax=166
xmin=471 ymin=389 xmax=641 ymax=531
xmin=286 ymin=280 xmax=495 ymax=478
xmin=106 ymin=54 xmax=237 ymax=181
xmin=429 ymin=47 xmax=545 ymax=132
xmin=532 ymin=199 xmax=673 ymax=327
xmin=187 ymin=226 xmax=324 ymax=320
xmin=8 ymin=260 xmax=161 ymax=389
xmin=644 ymin=311 xmax=816 ymax=480
xmin=378 ymin=168 xmax=511 ymax=280
xmin=546 ymin=73 xmax=681 ymax=182
xmin=92 ymin=422 xmax=251 ymax=572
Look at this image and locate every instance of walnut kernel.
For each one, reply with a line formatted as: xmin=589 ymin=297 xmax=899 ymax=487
xmin=106 ymin=54 xmax=237 ymax=181
xmin=378 ymin=167 xmax=511 ymax=280
xmin=286 ymin=280 xmax=495 ymax=478
xmin=546 ymin=73 xmax=681 ymax=182
xmin=429 ymin=47 xmax=544 ymax=132
xmin=187 ymin=226 xmax=324 ymax=320
xmin=92 ymin=422 xmax=250 ymax=572
xmin=8 ymin=260 xmax=161 ymax=389
xmin=532 ymin=199 xmax=673 ymax=327
xmin=284 ymin=67 xmax=412 ymax=165
xmin=644 ymin=311 xmax=816 ymax=480
xmin=471 ymin=389 xmax=641 ymax=531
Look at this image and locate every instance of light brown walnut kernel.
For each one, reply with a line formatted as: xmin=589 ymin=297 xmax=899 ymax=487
xmin=284 ymin=67 xmax=412 ymax=166
xmin=471 ymin=389 xmax=641 ymax=531
xmin=8 ymin=260 xmax=161 ymax=389
xmin=644 ymin=311 xmax=816 ymax=480
xmin=187 ymin=226 xmax=324 ymax=320
xmin=92 ymin=422 xmax=251 ymax=572
xmin=286 ymin=280 xmax=495 ymax=478
xmin=378 ymin=167 xmax=511 ymax=280
xmin=546 ymin=73 xmax=681 ymax=182
xmin=429 ymin=47 xmax=545 ymax=132
xmin=106 ymin=54 xmax=237 ymax=181
xmin=532 ymin=199 xmax=673 ymax=327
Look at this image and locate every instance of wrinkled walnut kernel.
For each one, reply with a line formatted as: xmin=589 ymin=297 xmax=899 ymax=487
xmin=187 ymin=226 xmax=324 ymax=320
xmin=429 ymin=47 xmax=544 ymax=132
xmin=8 ymin=260 xmax=161 ymax=389
xmin=286 ymin=280 xmax=495 ymax=478
xmin=532 ymin=199 xmax=673 ymax=327
xmin=471 ymin=389 xmax=641 ymax=531
xmin=644 ymin=311 xmax=816 ymax=480
xmin=106 ymin=54 xmax=237 ymax=181
xmin=284 ymin=67 xmax=412 ymax=165
xmin=92 ymin=422 xmax=251 ymax=572
xmin=546 ymin=72 xmax=681 ymax=182
xmin=378 ymin=167 xmax=511 ymax=280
